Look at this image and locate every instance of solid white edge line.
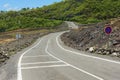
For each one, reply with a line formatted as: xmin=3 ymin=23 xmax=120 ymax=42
xmin=21 ymin=61 xmax=62 ymax=65
xmin=17 ymin=38 xmax=43 ymax=80
xmin=56 ymin=33 xmax=120 ymax=65
xmin=21 ymin=64 xmax=69 ymax=70
xmin=46 ymin=40 xmax=104 ymax=80
xmin=23 ymin=55 xmax=50 ymax=58
xmin=45 ymin=40 xmax=70 ymax=65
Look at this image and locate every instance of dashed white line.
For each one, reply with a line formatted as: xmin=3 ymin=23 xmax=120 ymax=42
xmin=21 ymin=61 xmax=62 ymax=65
xmin=21 ymin=64 xmax=69 ymax=70
xmin=56 ymin=33 xmax=120 ymax=65
xmin=46 ymin=40 xmax=104 ymax=80
xmin=23 ymin=55 xmax=50 ymax=58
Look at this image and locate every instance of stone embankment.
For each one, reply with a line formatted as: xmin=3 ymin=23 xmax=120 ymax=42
xmin=61 ymin=19 xmax=120 ymax=57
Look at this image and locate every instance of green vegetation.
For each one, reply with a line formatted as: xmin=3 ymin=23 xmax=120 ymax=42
xmin=36 ymin=0 xmax=120 ymax=23
xmin=0 ymin=10 xmax=62 ymax=32
xmin=0 ymin=0 xmax=120 ymax=32
xmin=0 ymin=16 xmax=62 ymax=31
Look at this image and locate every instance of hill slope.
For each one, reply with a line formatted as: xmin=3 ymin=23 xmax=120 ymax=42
xmin=22 ymin=0 xmax=120 ymax=23
xmin=0 ymin=0 xmax=120 ymax=31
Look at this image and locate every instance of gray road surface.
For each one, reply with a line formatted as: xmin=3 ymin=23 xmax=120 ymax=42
xmin=17 ymin=31 xmax=120 ymax=80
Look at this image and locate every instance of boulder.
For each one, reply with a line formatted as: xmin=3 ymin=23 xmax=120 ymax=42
xmin=89 ymin=47 xmax=95 ymax=53
xmin=111 ymin=52 xmax=119 ymax=57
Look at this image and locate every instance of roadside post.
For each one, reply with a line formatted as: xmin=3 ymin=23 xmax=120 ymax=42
xmin=16 ymin=33 xmax=21 ymax=40
xmin=104 ymin=24 xmax=112 ymax=49
xmin=16 ymin=33 xmax=22 ymax=49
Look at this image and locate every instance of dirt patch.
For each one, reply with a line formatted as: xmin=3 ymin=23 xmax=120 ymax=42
xmin=0 ymin=38 xmax=16 ymax=44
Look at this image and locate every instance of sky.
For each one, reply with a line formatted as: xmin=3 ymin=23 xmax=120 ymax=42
xmin=0 ymin=0 xmax=62 ymax=11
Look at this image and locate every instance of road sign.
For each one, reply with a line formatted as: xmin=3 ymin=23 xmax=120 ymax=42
xmin=104 ymin=26 xmax=112 ymax=34
xmin=16 ymin=34 xmax=21 ymax=39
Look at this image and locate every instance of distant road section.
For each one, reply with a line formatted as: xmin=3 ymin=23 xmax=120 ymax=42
xmin=65 ymin=21 xmax=78 ymax=29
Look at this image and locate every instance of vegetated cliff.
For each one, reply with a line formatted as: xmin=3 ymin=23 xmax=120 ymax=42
xmin=0 ymin=0 xmax=120 ymax=31
xmin=61 ymin=18 xmax=120 ymax=57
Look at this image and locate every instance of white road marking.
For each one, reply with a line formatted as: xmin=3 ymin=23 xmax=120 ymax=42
xmin=45 ymin=40 xmax=70 ymax=65
xmin=56 ymin=33 xmax=120 ymax=65
xmin=23 ymin=55 xmax=50 ymax=58
xmin=17 ymin=38 xmax=43 ymax=80
xmin=46 ymin=40 xmax=104 ymax=80
xmin=21 ymin=61 xmax=62 ymax=65
xmin=21 ymin=64 xmax=69 ymax=70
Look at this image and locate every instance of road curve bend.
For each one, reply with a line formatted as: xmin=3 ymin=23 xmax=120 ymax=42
xmin=17 ymin=32 xmax=120 ymax=80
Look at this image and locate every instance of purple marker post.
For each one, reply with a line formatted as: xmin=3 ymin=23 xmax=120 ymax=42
xmin=104 ymin=25 xmax=112 ymax=49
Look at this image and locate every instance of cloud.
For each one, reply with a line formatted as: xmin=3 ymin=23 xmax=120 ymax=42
xmin=3 ymin=3 xmax=10 ymax=8
xmin=3 ymin=3 xmax=19 ymax=11
xmin=7 ymin=7 xmax=19 ymax=11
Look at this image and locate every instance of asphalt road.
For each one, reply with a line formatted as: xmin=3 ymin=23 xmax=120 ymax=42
xmin=17 ymin=30 xmax=120 ymax=80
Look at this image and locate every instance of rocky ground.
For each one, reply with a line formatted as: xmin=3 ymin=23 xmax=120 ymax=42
xmin=61 ymin=18 xmax=120 ymax=57
xmin=0 ymin=29 xmax=52 ymax=80
xmin=0 ymin=29 xmax=50 ymax=66
xmin=0 ymin=22 xmax=68 ymax=67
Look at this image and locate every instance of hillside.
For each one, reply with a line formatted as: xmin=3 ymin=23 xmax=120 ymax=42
xmin=0 ymin=0 xmax=120 ymax=31
xmin=21 ymin=0 xmax=120 ymax=23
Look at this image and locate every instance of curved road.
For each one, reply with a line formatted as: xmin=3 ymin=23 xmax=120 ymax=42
xmin=17 ymin=31 xmax=120 ymax=80
xmin=17 ymin=21 xmax=120 ymax=80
